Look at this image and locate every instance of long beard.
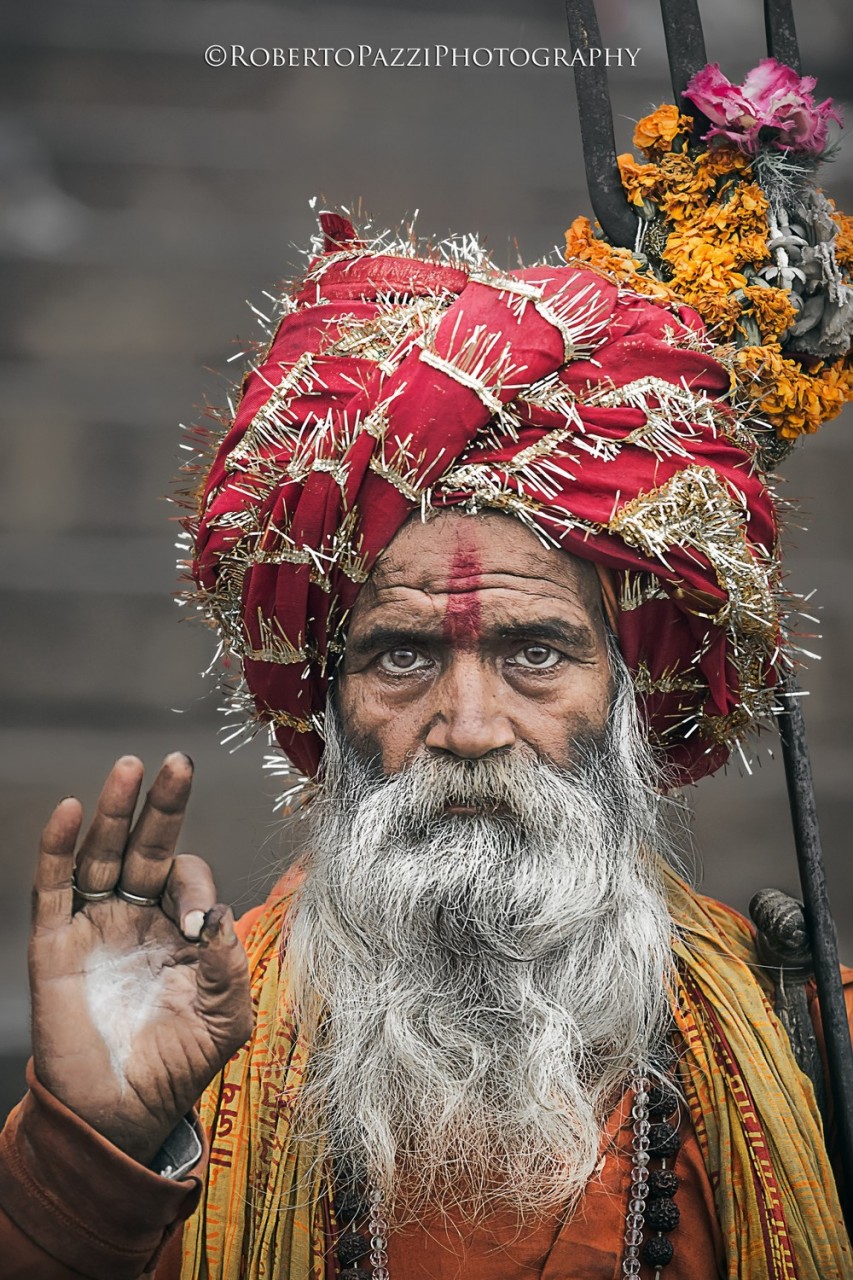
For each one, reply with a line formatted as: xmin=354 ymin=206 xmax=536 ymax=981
xmin=284 ymin=663 xmax=675 ymax=1222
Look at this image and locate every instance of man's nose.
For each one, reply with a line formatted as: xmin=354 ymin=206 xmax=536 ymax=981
xmin=423 ymin=656 xmax=516 ymax=759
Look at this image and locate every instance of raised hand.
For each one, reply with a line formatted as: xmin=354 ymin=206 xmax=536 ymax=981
xmin=29 ymin=754 xmax=253 ymax=1164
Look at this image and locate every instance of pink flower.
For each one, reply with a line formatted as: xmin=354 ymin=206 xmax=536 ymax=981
xmin=683 ymin=58 xmax=842 ymax=155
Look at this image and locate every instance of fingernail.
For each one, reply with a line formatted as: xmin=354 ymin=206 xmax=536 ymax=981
xmin=183 ymin=910 xmax=206 ymax=940
xmin=200 ymin=904 xmax=224 ymax=940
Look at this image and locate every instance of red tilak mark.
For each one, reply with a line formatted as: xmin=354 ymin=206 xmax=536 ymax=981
xmin=442 ymin=546 xmax=482 ymax=648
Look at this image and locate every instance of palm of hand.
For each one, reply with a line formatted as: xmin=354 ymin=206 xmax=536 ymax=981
xmin=31 ymin=755 xmax=253 ymax=1163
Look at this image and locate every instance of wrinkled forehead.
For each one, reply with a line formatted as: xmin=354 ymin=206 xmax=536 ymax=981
xmin=353 ymin=510 xmax=609 ymax=626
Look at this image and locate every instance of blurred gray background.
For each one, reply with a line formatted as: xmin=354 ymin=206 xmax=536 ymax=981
xmin=1 ymin=0 xmax=851 ymax=1115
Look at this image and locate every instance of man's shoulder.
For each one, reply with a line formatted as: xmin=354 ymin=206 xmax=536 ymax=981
xmin=672 ymin=874 xmax=853 ymax=997
xmin=662 ymin=865 xmax=758 ymax=961
xmin=665 ymin=868 xmax=853 ymax=1048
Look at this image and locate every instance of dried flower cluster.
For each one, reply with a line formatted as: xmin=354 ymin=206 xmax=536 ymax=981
xmin=683 ymin=58 xmax=842 ymax=157
xmin=564 ymin=91 xmax=853 ymax=441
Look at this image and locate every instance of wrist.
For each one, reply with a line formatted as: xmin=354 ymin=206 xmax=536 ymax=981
xmin=31 ymin=1055 xmax=186 ymax=1163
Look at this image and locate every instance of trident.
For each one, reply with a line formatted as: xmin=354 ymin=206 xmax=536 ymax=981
xmin=564 ymin=0 xmax=853 ymax=1230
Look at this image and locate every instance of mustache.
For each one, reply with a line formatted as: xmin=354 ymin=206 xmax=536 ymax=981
xmin=322 ymin=729 xmax=619 ymax=826
xmin=399 ymin=747 xmax=589 ymax=807
xmin=375 ymin=752 xmax=554 ymax=828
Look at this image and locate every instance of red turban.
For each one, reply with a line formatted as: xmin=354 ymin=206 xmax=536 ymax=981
xmin=189 ymin=213 xmax=783 ymax=785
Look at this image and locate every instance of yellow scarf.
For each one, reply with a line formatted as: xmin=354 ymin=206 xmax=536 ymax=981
xmin=180 ymin=867 xmax=852 ymax=1279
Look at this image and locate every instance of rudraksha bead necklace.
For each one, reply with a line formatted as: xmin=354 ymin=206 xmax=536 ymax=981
xmin=331 ymin=1169 xmax=389 ymax=1280
xmin=622 ymin=1067 xmax=682 ymax=1277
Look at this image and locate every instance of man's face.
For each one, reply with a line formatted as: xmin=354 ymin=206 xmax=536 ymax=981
xmin=337 ymin=510 xmax=613 ymax=775
xmin=291 ymin=528 xmax=672 ymax=1217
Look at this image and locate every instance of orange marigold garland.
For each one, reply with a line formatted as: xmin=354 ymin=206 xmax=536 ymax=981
xmin=565 ymin=60 xmax=853 ymax=446
xmin=632 ymin=104 xmax=695 ymax=156
xmin=733 ymin=345 xmax=853 ymax=439
xmin=831 ymin=206 xmax=853 ymax=273
xmin=563 ymin=215 xmax=676 ymax=304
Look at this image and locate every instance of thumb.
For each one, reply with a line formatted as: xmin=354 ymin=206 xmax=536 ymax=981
xmin=195 ymin=905 xmax=253 ymax=1047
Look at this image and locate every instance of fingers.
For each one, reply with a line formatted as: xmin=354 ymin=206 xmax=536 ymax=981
xmin=73 ymin=757 xmax=144 ymax=895
xmin=36 ymin=752 xmax=196 ymax=925
xmin=33 ymin=797 xmax=84 ymax=929
xmin=116 ymin=753 xmax=194 ymax=902
xmin=160 ymin=854 xmax=219 ymax=941
xmin=195 ymin=906 xmax=254 ymax=1047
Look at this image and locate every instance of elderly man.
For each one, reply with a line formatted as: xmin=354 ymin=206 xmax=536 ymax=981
xmin=0 ymin=215 xmax=850 ymax=1280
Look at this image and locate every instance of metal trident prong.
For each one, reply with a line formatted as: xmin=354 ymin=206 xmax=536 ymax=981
xmin=658 ymin=0 xmax=707 ymax=107
xmin=564 ymin=0 xmax=638 ymax=250
xmin=764 ymin=0 xmax=802 ymax=73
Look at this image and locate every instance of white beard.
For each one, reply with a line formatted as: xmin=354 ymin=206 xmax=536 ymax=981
xmin=284 ymin=655 xmax=675 ymax=1222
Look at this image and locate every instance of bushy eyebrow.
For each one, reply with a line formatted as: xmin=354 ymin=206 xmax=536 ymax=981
xmin=345 ymin=626 xmax=437 ymax=659
xmin=496 ymin=620 xmax=598 ymax=654
xmin=346 ymin=617 xmax=599 ymax=658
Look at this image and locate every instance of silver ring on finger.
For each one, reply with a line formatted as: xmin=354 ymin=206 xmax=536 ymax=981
xmin=71 ymin=871 xmax=114 ymax=902
xmin=115 ymin=886 xmax=162 ymax=908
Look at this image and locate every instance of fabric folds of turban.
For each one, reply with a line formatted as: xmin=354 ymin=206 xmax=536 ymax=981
xmin=189 ymin=213 xmax=784 ymax=785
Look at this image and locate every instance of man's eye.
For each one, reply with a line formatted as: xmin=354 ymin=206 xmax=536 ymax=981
xmin=378 ymin=647 xmax=429 ymax=673
xmin=509 ymin=644 xmax=561 ymax=670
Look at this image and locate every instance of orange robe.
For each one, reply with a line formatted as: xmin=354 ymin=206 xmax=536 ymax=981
xmin=382 ymin=1095 xmax=724 ymax=1280
xmin=0 ymin=889 xmax=848 ymax=1280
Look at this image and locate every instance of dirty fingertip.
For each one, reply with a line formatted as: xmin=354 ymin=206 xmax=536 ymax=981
xmin=200 ymin=903 xmax=225 ymax=940
xmin=163 ymin=750 xmax=194 ymax=771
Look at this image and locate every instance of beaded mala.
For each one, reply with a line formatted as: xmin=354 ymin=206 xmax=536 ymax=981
xmin=623 ymin=1063 xmax=682 ymax=1278
xmin=330 ymin=1172 xmax=390 ymax=1280
xmin=330 ymin=1061 xmax=682 ymax=1280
